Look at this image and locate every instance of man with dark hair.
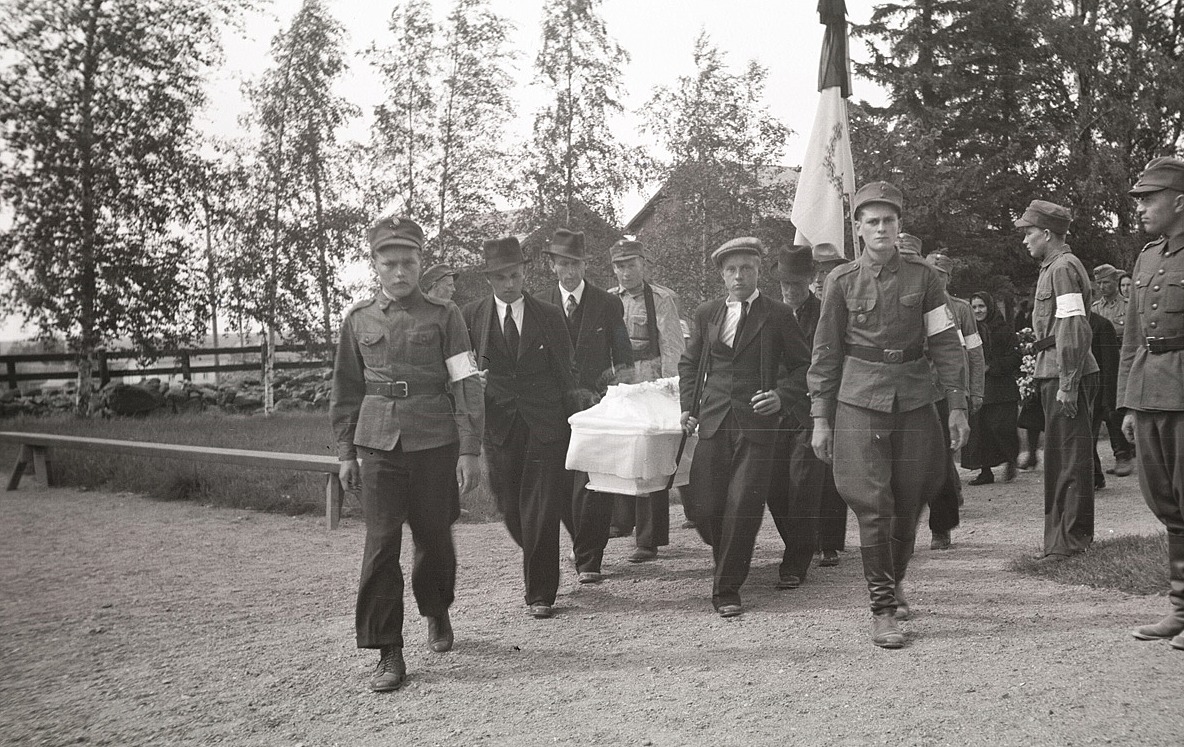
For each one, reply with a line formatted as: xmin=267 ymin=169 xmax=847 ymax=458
xmin=331 ymin=217 xmax=484 ymax=692
xmin=1017 ymin=199 xmax=1100 ymax=563
xmin=810 ymin=181 xmax=970 ymax=649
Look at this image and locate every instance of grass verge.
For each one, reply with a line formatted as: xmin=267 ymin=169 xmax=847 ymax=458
xmin=0 ymin=412 xmax=499 ymax=522
xmin=1009 ymin=533 xmax=1169 ymax=595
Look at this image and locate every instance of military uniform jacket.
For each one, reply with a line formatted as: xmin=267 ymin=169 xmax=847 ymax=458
xmin=1118 ymin=233 xmax=1184 ymax=411
xmin=462 ymin=293 xmax=579 ymax=446
xmin=1032 ymin=246 xmax=1099 ymax=393
xmin=678 ymin=292 xmax=812 ymax=444
xmin=1092 ymin=294 xmax=1128 ymax=334
xmin=540 ymin=283 xmax=633 ymax=396
xmin=808 ymin=250 xmax=968 ymax=420
xmin=609 ymin=282 xmax=685 ymax=380
xmin=331 ymin=289 xmax=484 ymax=461
xmin=947 ymin=295 xmax=986 ymax=400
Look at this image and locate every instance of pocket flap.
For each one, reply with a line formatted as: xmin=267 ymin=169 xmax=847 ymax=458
xmin=900 ymin=292 xmax=923 ymax=307
xmin=358 ymin=333 xmax=384 ymax=346
xmin=846 ymin=296 xmax=876 ymax=312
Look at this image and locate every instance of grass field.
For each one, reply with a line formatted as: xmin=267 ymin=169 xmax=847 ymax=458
xmin=0 ymin=412 xmax=500 ymax=521
xmin=1009 ymin=532 xmax=1169 ymax=595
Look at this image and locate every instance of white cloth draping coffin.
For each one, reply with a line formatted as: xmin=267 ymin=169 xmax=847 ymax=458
xmin=566 ymin=377 xmax=697 ymax=495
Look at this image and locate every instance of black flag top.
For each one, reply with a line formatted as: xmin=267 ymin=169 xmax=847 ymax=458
xmin=817 ymin=0 xmax=851 ymax=98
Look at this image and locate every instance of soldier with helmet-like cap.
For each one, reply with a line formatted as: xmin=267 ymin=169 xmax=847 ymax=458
xmin=1090 ymin=262 xmax=1134 ymax=478
xmin=808 ymin=181 xmax=970 ymax=649
xmin=331 ymin=217 xmax=485 ymax=692
xmin=1119 ymin=156 xmax=1184 ymax=649
xmin=420 ymin=263 xmax=460 ymax=302
xmin=1016 ymin=198 xmax=1100 ymax=564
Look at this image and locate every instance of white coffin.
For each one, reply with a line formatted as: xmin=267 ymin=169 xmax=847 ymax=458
xmin=566 ymin=377 xmax=697 ymax=496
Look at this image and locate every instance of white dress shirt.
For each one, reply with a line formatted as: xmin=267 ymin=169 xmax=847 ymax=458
xmin=721 ymin=290 xmax=759 ymax=347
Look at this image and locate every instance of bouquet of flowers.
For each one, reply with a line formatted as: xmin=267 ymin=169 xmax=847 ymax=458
xmin=1016 ymin=327 xmax=1038 ymax=402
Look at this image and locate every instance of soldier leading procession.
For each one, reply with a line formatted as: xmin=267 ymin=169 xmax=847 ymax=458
xmin=330 ymin=157 xmax=1184 ymax=691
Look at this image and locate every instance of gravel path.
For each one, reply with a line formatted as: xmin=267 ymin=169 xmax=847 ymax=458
xmin=1 ymin=463 xmax=1181 ymax=746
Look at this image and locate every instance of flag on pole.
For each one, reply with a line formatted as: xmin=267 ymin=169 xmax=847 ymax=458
xmin=791 ymin=0 xmax=857 ymax=262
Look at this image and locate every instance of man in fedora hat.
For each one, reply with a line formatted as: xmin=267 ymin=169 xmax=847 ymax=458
xmin=421 ymin=263 xmax=460 ymax=302
xmin=461 ymin=236 xmax=579 ymax=619
xmin=331 ymin=216 xmax=484 ymax=691
xmin=1090 ymin=263 xmax=1134 ymax=478
xmin=1119 ymin=156 xmax=1184 ymax=648
xmin=809 ymin=181 xmax=970 ymax=648
xmin=1017 ymin=198 xmax=1099 ymax=563
xmin=679 ymin=237 xmax=811 ymax=618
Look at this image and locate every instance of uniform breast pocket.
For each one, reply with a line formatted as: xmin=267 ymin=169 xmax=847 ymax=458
xmin=357 ymin=332 xmax=387 ymax=367
xmin=900 ymin=292 xmax=922 ymax=308
xmin=407 ymin=326 xmax=441 ymax=364
xmin=846 ymin=296 xmax=876 ymax=328
xmin=1165 ymin=274 xmax=1184 ymax=313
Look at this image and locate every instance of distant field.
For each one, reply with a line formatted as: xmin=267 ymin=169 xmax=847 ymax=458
xmin=0 ymin=412 xmax=499 ymax=521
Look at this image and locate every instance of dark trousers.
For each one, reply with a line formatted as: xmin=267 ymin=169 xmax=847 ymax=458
xmin=356 ymin=441 xmax=460 ymax=649
xmin=766 ymin=428 xmax=825 ymax=581
xmin=686 ymin=414 xmax=774 ymax=609
xmin=1040 ymin=374 xmax=1098 ymax=556
xmin=486 ymin=415 xmax=568 ymax=606
xmin=929 ymin=398 xmax=961 ymax=535
xmin=833 ymin=402 xmax=945 ymax=613
xmin=817 ymin=475 xmax=848 ymax=552
xmin=609 ymin=493 xmax=671 ymax=549
xmin=1093 ymin=404 xmax=1135 ymax=480
xmin=572 ymin=473 xmax=615 ymax=574
xmin=1134 ymin=410 xmax=1184 ymax=535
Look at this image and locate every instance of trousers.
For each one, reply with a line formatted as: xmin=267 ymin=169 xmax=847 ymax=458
xmin=1039 ymin=374 xmax=1098 ymax=556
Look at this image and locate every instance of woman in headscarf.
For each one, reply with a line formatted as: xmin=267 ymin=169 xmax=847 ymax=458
xmin=963 ymin=290 xmax=1022 ymax=483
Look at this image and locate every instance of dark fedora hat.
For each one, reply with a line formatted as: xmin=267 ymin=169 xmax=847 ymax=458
xmin=543 ymin=228 xmax=588 ymax=261
xmin=772 ymin=245 xmax=815 ymax=281
xmin=480 ymin=236 xmax=528 ymax=274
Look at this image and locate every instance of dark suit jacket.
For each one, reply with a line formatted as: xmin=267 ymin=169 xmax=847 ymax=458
xmin=462 ymin=293 xmax=578 ymax=446
xmin=793 ymin=294 xmax=822 ymax=344
xmin=1089 ymin=312 xmax=1119 ymax=413
xmin=540 ymin=283 xmax=633 ymax=398
xmin=679 ymin=293 xmax=811 ymax=444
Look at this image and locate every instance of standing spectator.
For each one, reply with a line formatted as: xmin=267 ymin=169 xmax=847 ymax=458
xmin=1088 ymin=312 xmax=1120 ymax=489
xmin=1119 ymin=272 xmax=1132 ymax=299
xmin=421 ymin=264 xmax=459 ymax=302
xmin=962 ymin=291 xmax=1021 ymax=484
xmin=1090 ymin=264 xmax=1134 ymax=478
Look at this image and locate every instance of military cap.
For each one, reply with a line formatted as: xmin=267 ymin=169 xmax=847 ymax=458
xmin=1014 ymin=199 xmax=1072 ymax=234
xmin=609 ymin=238 xmax=646 ymax=263
xmin=543 ymin=228 xmax=588 ymax=260
xmin=1129 ymin=156 xmax=1184 ymax=196
xmin=853 ymin=181 xmax=903 ymax=215
xmin=368 ymin=217 xmax=424 ymax=252
xmin=812 ymin=242 xmax=845 ymax=264
xmin=479 ymin=236 xmax=528 ymax=274
xmin=897 ymin=233 xmax=923 ymax=255
xmin=1092 ymin=263 xmax=1120 ymax=282
xmin=711 ymin=237 xmax=764 ymax=267
xmin=421 ymin=263 xmax=458 ymax=290
xmin=926 ymin=252 xmax=953 ymax=276
xmin=772 ymin=245 xmax=814 ymax=281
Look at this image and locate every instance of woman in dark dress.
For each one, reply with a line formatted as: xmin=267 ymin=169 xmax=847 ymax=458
xmin=963 ymin=291 xmax=1021 ymax=483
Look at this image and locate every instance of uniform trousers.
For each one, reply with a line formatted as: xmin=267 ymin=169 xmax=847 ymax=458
xmin=485 ymin=414 xmax=568 ymax=606
xmin=1092 ymin=403 xmax=1135 ymax=481
xmin=609 ymin=493 xmax=671 ymax=549
xmin=833 ymin=401 xmax=945 ymax=614
xmin=356 ymin=441 xmax=460 ymax=650
xmin=1134 ymin=411 xmax=1184 ymax=535
xmin=571 ymin=473 xmax=615 ymax=574
xmin=1039 ymin=374 xmax=1098 ymax=556
xmin=929 ymin=398 xmax=961 ymax=535
xmin=816 ymin=476 xmax=848 ymax=552
xmin=766 ymin=427 xmax=824 ymax=581
xmin=686 ymin=413 xmax=774 ymax=609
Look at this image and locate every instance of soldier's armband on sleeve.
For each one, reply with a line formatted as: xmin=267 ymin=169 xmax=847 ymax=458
xmin=925 ymin=306 xmax=955 ymax=337
xmin=1054 ymin=293 xmax=1086 ymax=319
xmin=446 ymin=351 xmax=480 ymax=382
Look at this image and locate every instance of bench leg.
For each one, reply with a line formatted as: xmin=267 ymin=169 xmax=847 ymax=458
xmin=325 ymin=472 xmax=344 ymax=530
xmin=6 ymin=445 xmax=32 ymax=491
xmin=31 ymin=446 xmax=54 ymax=488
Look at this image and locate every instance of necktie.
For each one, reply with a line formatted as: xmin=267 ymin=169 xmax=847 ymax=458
xmin=504 ymin=303 xmax=519 ymax=357
xmin=733 ymin=300 xmax=749 ymax=345
xmin=565 ymin=294 xmax=577 ymax=318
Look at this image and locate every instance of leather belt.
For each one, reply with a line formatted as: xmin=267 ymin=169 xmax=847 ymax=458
xmin=1033 ymin=335 xmax=1057 ymax=352
xmin=1147 ymin=335 xmax=1184 ymax=354
xmin=365 ymin=380 xmax=446 ymax=398
xmin=846 ymin=345 xmax=924 ymax=364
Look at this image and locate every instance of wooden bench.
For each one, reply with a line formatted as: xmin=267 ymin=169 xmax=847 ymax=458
xmin=1 ymin=431 xmax=347 ymax=529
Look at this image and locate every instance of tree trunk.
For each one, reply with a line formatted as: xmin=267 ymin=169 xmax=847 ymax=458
xmin=562 ymin=0 xmax=574 ymax=225
xmin=74 ymin=0 xmax=104 ymax=417
xmin=310 ymin=139 xmax=332 ymax=346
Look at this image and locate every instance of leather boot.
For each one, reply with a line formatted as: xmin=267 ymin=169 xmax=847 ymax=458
xmin=427 ymin=611 xmax=453 ymax=653
xmin=370 ymin=646 xmax=406 ymax=692
xmin=1133 ymin=534 xmax=1184 ymax=641
xmin=859 ymin=544 xmax=896 ymax=616
xmin=871 ymin=612 xmax=904 ymax=648
xmin=891 ymin=535 xmax=915 ymax=620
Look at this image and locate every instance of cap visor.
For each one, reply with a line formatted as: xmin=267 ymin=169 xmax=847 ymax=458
xmin=1128 ymin=184 xmax=1164 ymax=196
xmin=1013 ymin=217 xmax=1034 ymax=228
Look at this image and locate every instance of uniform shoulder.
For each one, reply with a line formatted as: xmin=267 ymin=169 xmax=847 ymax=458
xmin=1142 ymin=236 xmax=1167 ymax=253
xmin=343 ymin=296 xmax=378 ymax=318
xmin=831 ymin=261 xmax=860 ymax=279
xmin=650 ymin=282 xmax=678 ymax=299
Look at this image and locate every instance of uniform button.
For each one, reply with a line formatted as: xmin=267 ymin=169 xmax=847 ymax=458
xmin=1153 ymin=285 xmax=1160 ymax=291
xmin=856 ymin=314 xmax=867 ymax=323
xmin=1150 ymin=322 xmax=1158 ymax=328
xmin=1152 ymin=303 xmax=1158 ymax=310
xmin=1159 ymin=269 xmax=1165 ymax=274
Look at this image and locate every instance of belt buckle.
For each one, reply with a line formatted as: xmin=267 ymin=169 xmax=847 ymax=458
xmin=884 ymin=349 xmax=904 ymax=364
xmin=391 ymin=381 xmax=409 ymax=398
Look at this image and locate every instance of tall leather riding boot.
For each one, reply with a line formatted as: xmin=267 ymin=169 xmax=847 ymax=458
xmin=1133 ymin=533 xmax=1184 ymax=641
xmin=860 ymin=543 xmax=896 ymax=615
xmin=891 ymin=535 xmax=916 ymax=620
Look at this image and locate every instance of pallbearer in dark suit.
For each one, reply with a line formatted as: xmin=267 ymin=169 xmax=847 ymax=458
xmin=461 ymin=237 xmax=579 ymax=619
xmin=538 ymin=229 xmax=633 ymax=583
xmin=679 ymin=238 xmax=812 ymax=617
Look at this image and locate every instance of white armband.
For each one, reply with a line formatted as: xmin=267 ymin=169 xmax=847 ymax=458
xmin=1054 ymin=293 xmax=1086 ymax=319
xmin=964 ymin=332 xmax=983 ymax=350
xmin=925 ymin=306 xmax=955 ymax=337
xmin=956 ymin=329 xmax=966 ymax=345
xmin=446 ymin=351 xmax=480 ymax=382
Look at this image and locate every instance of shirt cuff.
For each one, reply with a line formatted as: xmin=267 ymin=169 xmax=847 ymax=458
xmin=458 ymin=436 xmax=481 ymax=456
xmin=946 ymin=390 xmax=968 ymax=410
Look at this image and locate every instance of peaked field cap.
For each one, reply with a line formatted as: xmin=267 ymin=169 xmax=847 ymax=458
xmin=609 ymin=238 xmax=646 ymax=262
xmin=897 ymin=233 xmax=922 ymax=255
xmin=772 ymin=245 xmax=814 ymax=280
xmin=853 ymin=181 xmax=903 ymax=214
xmin=543 ymin=228 xmax=588 ymax=260
xmin=1129 ymin=156 xmax=1184 ymax=195
xmin=1093 ymin=263 xmax=1121 ymax=281
xmin=421 ymin=263 xmax=458 ymax=289
xmin=368 ymin=217 xmax=424 ymax=252
xmin=711 ymin=237 xmax=764 ymax=267
xmin=1013 ymin=199 xmax=1072 ymax=233
xmin=479 ymin=236 xmax=528 ymax=273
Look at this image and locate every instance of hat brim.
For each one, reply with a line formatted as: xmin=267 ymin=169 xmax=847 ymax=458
xmin=542 ymin=248 xmax=586 ymax=261
xmin=1128 ymin=184 xmax=1165 ymax=196
xmin=480 ymin=257 xmax=530 ymax=274
xmin=611 ymin=253 xmax=645 ymax=263
xmin=712 ymin=246 xmax=762 ymax=267
xmin=1013 ymin=217 xmax=1035 ymax=229
xmin=373 ymin=238 xmax=422 ymax=252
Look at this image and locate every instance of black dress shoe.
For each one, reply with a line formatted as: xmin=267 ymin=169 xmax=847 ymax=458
xmin=717 ymin=604 xmax=743 ymax=618
xmin=969 ymin=470 xmax=994 ymax=485
xmin=1095 ymin=475 xmax=1106 ymax=489
xmin=819 ymin=549 xmax=840 ymax=567
xmin=370 ymin=646 xmax=406 ymax=692
xmin=776 ymin=574 xmax=802 ymax=590
xmin=427 ymin=612 xmax=453 ymax=653
xmin=529 ymin=603 xmax=553 ymax=619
